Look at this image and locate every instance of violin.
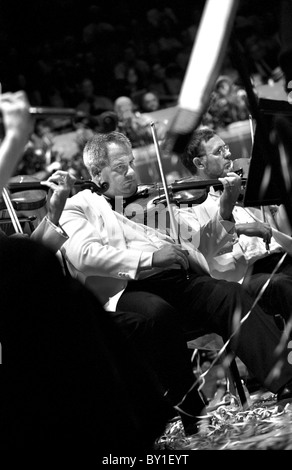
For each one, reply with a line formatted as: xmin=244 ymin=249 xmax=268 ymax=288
xmin=6 ymin=178 xmax=108 ymax=198
xmin=1 ymin=177 xmax=109 ymax=211
xmin=123 ymin=166 xmax=248 ymax=229
xmin=0 ymin=175 xmax=49 ymax=234
xmin=124 ymin=175 xmax=247 ymax=211
xmin=0 ymin=176 xmax=109 ymax=234
xmin=0 ymin=175 xmax=48 ymax=213
xmin=121 ymin=182 xmax=207 ymax=230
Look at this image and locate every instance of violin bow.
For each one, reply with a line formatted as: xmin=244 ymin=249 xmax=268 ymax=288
xmin=150 ymin=121 xmax=179 ymax=242
xmin=1 ymin=188 xmax=23 ymax=234
xmin=150 ymin=121 xmax=190 ymax=280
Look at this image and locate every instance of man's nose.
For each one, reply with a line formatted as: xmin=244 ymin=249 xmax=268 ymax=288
xmin=126 ymin=165 xmax=135 ymax=176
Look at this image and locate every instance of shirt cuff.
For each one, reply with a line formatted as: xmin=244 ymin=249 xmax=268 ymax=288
xmin=45 ymin=216 xmax=68 ymax=237
xmin=139 ymin=251 xmax=154 ymax=269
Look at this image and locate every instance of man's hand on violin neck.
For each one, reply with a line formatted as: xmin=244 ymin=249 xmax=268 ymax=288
xmin=218 ymin=172 xmax=242 ymax=220
xmin=43 ymin=171 xmax=77 ymax=226
xmin=152 ymin=244 xmax=190 ymax=271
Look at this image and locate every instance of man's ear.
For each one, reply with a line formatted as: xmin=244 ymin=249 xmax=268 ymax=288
xmin=193 ymin=157 xmax=205 ymax=169
xmin=96 ymin=171 xmax=103 ymax=182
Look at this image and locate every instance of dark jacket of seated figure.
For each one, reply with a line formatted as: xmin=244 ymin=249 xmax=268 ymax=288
xmin=0 ymin=235 xmax=171 ymax=452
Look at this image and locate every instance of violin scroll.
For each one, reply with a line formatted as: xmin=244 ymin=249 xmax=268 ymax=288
xmin=77 ymin=180 xmax=109 ymax=194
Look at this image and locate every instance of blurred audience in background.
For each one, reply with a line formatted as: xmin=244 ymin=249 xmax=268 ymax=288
xmin=0 ymin=0 xmax=283 ymax=182
xmin=76 ymin=77 xmax=114 ymax=117
xmin=140 ymin=91 xmax=161 ymax=113
xmin=113 ymin=95 xmax=154 ymax=147
xmin=202 ymin=75 xmax=250 ymax=130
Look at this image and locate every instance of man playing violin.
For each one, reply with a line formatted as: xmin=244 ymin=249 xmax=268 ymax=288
xmin=0 ymin=91 xmax=76 ymax=252
xmin=178 ymin=126 xmax=292 ymax=403
xmin=60 ymin=130 xmax=292 ymax=429
xmin=177 ymin=126 xmax=270 ymax=282
xmin=0 ymin=91 xmax=175 ymax=451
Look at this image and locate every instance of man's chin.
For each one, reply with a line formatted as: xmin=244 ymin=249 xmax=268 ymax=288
xmin=221 ymin=166 xmax=233 ymax=177
xmin=223 ymin=162 xmax=233 ymax=172
xmin=122 ymin=184 xmax=138 ymax=198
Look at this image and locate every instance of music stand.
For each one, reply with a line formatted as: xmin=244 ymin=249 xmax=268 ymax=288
xmin=273 ymin=114 xmax=292 ymax=228
xmin=243 ymin=98 xmax=289 ymax=208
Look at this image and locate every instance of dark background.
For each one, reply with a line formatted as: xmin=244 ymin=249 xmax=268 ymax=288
xmin=0 ymin=0 xmax=282 ymax=102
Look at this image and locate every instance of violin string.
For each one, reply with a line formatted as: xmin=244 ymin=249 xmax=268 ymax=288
xmin=2 ymin=188 xmax=23 ymax=234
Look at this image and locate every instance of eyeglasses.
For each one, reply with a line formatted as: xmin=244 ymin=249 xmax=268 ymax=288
xmin=212 ymin=144 xmax=230 ymax=157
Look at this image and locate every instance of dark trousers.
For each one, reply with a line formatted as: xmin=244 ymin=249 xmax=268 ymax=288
xmin=117 ymin=269 xmax=292 ymax=399
xmin=244 ymin=252 xmax=292 ymax=322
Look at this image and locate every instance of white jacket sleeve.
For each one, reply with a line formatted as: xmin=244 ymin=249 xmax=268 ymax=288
xmin=31 ymin=216 xmax=68 ymax=253
xmin=60 ymin=199 xmax=144 ymax=281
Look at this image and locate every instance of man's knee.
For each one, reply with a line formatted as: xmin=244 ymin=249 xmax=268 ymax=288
xmin=110 ymin=300 xmax=179 ymax=339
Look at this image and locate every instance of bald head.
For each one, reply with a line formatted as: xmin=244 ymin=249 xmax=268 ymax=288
xmin=114 ymin=96 xmax=134 ymax=121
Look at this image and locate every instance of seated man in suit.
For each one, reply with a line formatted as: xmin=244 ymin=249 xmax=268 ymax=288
xmin=59 ymin=130 xmax=292 ymax=422
xmin=0 ymin=90 xmax=173 ymax=451
xmin=177 ymin=127 xmax=292 ymax=330
xmin=175 ymin=127 xmax=292 ymax=404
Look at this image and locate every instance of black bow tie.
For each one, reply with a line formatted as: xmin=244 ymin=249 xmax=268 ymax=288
xmin=105 ymin=186 xmax=150 ymax=212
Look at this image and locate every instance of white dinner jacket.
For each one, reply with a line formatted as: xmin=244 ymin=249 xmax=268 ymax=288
xmin=60 ymin=190 xmax=210 ymax=309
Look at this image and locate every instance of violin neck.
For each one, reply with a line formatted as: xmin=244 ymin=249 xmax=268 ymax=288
xmin=171 ymin=177 xmax=247 ymax=193
xmin=171 ymin=179 xmax=221 ymax=192
xmin=7 ymin=182 xmax=46 ymax=193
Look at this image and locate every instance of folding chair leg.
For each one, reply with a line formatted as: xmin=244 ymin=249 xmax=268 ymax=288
xmin=228 ymin=356 xmax=247 ymax=408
